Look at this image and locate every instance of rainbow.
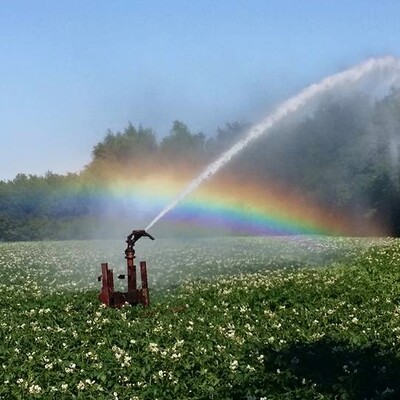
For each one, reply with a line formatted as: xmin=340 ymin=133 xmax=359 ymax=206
xmin=103 ymin=172 xmax=386 ymax=236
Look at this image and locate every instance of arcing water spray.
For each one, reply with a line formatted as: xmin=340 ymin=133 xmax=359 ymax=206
xmin=146 ymin=56 xmax=400 ymax=230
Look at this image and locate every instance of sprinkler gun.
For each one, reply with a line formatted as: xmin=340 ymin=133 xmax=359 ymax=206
xmin=98 ymin=229 xmax=154 ymax=308
xmin=125 ymin=229 xmax=155 ymax=262
xmin=127 ymin=229 xmax=155 ymax=245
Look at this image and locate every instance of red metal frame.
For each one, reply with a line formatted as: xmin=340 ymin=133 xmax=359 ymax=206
xmin=99 ymin=230 xmax=153 ymax=308
xmin=99 ymin=260 xmax=150 ymax=308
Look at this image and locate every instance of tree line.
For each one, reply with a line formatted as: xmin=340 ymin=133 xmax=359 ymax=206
xmin=1 ymin=88 xmax=400 ymax=241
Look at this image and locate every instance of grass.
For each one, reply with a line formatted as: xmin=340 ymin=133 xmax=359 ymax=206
xmin=0 ymin=237 xmax=399 ymax=399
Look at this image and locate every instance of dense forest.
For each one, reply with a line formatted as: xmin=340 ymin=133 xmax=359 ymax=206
xmin=1 ymin=88 xmax=400 ymax=241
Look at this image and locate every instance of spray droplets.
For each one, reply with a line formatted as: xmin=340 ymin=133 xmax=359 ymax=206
xmin=146 ymin=56 xmax=400 ymax=230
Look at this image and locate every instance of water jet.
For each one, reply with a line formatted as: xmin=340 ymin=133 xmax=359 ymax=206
xmin=146 ymin=56 xmax=400 ymax=231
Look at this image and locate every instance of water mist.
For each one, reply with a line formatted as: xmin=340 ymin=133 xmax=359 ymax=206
xmin=146 ymin=56 xmax=400 ymax=230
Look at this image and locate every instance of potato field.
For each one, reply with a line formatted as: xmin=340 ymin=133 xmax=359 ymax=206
xmin=0 ymin=237 xmax=400 ymax=399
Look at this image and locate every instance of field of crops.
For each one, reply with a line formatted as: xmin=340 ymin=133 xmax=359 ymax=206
xmin=1 ymin=236 xmax=400 ymax=399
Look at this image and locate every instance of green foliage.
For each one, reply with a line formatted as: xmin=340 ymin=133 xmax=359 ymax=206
xmin=0 ymin=172 xmax=105 ymax=241
xmin=160 ymin=121 xmax=206 ymax=163
xmin=205 ymin=121 xmax=251 ymax=157
xmin=91 ymin=123 xmax=158 ymax=163
xmin=0 ymin=237 xmax=400 ymax=398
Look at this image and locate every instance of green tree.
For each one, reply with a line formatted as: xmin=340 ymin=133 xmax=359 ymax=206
xmin=91 ymin=122 xmax=158 ymax=163
xmin=206 ymin=121 xmax=251 ymax=157
xmin=160 ymin=120 xmax=206 ymax=163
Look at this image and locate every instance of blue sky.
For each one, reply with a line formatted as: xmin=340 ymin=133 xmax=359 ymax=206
xmin=1 ymin=0 xmax=400 ymax=180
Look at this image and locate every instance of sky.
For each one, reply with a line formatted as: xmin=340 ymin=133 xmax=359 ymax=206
xmin=1 ymin=0 xmax=400 ymax=181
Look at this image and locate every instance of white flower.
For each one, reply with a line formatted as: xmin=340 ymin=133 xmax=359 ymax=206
xmin=230 ymin=360 xmax=238 ymax=371
xmin=148 ymin=343 xmax=159 ymax=353
xmin=158 ymin=370 xmax=165 ymax=378
xmin=28 ymin=384 xmax=42 ymax=394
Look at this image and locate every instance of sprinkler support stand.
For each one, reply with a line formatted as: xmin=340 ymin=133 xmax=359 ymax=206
xmin=98 ymin=230 xmax=154 ymax=307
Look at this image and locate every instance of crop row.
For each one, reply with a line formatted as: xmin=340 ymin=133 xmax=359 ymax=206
xmin=0 ymin=237 xmax=399 ymax=399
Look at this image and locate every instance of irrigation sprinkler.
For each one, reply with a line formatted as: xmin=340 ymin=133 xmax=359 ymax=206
xmin=98 ymin=229 xmax=154 ymax=308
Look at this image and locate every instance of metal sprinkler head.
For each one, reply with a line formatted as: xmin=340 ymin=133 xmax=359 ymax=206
xmin=127 ymin=229 xmax=155 ymax=244
xmin=125 ymin=229 xmax=155 ymax=261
